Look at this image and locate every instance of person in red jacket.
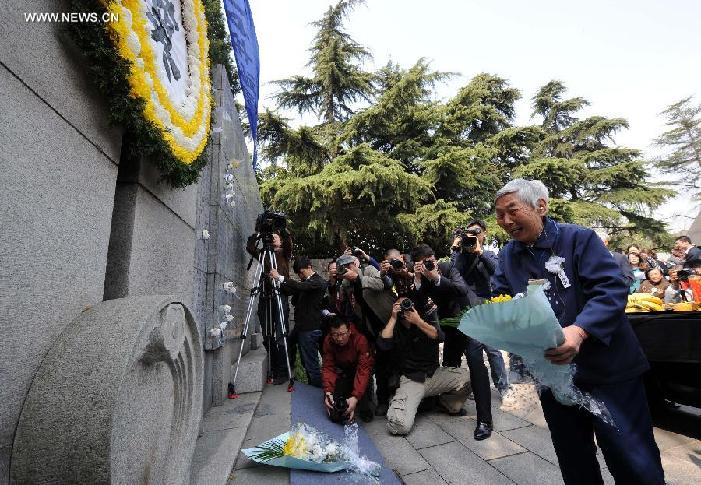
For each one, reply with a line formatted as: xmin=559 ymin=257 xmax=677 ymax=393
xmin=321 ymin=316 xmax=375 ymax=423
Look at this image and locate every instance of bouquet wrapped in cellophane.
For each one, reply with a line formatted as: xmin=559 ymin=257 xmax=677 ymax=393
xmin=241 ymin=422 xmax=381 ymax=476
xmin=458 ymin=282 xmax=615 ymax=426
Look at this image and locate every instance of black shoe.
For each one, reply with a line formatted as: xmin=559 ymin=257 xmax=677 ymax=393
xmin=272 ymin=376 xmax=287 ymax=385
xmin=375 ymin=402 xmax=389 ymax=417
xmin=474 ymin=421 xmax=493 ymax=441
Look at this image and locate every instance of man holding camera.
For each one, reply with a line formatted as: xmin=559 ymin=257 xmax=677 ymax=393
xmin=379 ymin=296 xmax=470 ymax=435
xmin=411 ymin=243 xmax=493 ymax=439
xmin=321 ymin=317 xmax=375 ymax=423
xmin=246 ymin=215 xmax=293 ymax=385
xmin=270 ymin=256 xmax=327 ymax=388
xmin=451 ymin=221 xmax=511 ymax=405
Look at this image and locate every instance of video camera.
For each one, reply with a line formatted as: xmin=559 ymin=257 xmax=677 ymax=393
xmin=255 ymin=209 xmax=287 ymax=235
xmin=456 ymin=227 xmax=482 ymax=252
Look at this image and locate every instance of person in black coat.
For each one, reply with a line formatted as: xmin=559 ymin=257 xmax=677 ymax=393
xmin=270 ymin=256 xmax=327 ymax=387
xmin=411 ymin=244 xmax=494 ymax=440
xmin=674 ymin=235 xmax=701 ymax=268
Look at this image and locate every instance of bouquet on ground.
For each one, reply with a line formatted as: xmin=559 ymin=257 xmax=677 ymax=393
xmin=458 ymin=281 xmax=615 ymax=426
xmin=241 ymin=422 xmax=381 ymax=476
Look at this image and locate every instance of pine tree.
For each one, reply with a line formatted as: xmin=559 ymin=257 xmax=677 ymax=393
xmin=273 ymin=0 xmax=374 ymax=125
xmin=519 ymin=81 xmax=674 ymax=244
xmin=655 ymin=96 xmax=701 ymax=192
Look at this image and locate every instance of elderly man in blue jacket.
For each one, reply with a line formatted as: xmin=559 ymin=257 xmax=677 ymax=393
xmin=491 ymin=179 xmax=664 ymax=485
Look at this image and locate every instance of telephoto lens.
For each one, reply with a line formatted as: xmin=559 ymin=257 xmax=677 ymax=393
xmin=423 ymin=259 xmax=435 ymax=271
xmin=390 ymin=258 xmax=404 ymax=270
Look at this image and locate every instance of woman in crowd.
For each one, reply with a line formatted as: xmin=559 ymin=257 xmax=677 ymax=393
xmin=628 ymin=252 xmax=646 ymax=293
xmin=639 ymin=267 xmax=670 ymax=296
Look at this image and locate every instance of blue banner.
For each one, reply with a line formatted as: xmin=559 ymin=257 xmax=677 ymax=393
xmin=223 ymin=0 xmax=260 ymax=167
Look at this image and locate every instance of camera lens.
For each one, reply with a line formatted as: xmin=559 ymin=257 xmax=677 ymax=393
xmin=400 ymin=298 xmax=414 ymax=311
xmin=424 ymin=259 xmax=435 ymax=271
xmin=390 ymin=258 xmax=404 ymax=270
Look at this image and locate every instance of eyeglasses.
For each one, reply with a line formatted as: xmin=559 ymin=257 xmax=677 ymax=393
xmin=330 ymin=330 xmax=349 ymax=339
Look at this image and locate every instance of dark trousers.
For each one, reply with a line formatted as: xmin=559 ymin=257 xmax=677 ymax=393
xmin=258 ymin=294 xmax=290 ymax=378
xmin=540 ymin=377 xmax=664 ymax=485
xmin=296 ymin=329 xmax=322 ymax=387
xmin=332 ymin=367 xmax=374 ymax=421
xmin=442 ymin=327 xmax=492 ymax=424
xmin=374 ymin=347 xmax=395 ymax=405
xmin=485 ymin=345 xmax=508 ymax=392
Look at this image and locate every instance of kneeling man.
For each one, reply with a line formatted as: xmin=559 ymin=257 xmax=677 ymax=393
xmin=379 ymin=298 xmax=470 ymax=435
xmin=321 ymin=317 xmax=374 ymax=423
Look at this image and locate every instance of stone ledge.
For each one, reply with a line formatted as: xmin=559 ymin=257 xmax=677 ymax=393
xmin=231 ymin=345 xmax=268 ymax=394
xmin=190 ymin=392 xmax=262 ymax=485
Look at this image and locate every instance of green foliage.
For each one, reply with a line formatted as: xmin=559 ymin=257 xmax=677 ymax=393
xmin=526 ymin=82 xmax=674 ymax=240
xmin=68 ymin=0 xmax=235 ymax=187
xmin=655 ymin=96 xmax=701 ymax=193
xmin=258 ymin=2 xmax=674 ymax=255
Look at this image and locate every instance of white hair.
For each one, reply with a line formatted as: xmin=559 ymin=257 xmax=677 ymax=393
xmin=495 ymin=179 xmax=549 ymax=208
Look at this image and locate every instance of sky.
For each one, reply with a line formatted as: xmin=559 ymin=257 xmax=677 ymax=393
xmin=245 ymin=0 xmax=701 ymax=232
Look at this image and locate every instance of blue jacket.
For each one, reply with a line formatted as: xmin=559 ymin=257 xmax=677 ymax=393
xmin=492 ymin=217 xmax=649 ymax=385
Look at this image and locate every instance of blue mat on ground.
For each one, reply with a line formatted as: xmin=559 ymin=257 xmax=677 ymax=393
xmin=290 ymin=382 xmax=401 ymax=485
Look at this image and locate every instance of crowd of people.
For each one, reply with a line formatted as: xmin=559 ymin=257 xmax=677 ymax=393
xmin=247 ymin=178 xmax=669 ymax=484
xmin=604 ymin=235 xmax=701 ymax=302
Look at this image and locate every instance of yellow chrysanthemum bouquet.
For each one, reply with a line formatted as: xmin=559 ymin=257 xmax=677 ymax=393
xmin=242 ymin=423 xmax=380 ymax=475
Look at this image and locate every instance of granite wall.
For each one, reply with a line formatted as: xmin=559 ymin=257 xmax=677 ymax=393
xmin=0 ymin=2 xmax=262 ymax=482
xmin=0 ymin=1 xmax=121 ymax=481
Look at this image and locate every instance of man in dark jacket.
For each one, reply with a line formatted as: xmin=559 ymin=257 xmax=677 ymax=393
xmin=451 ymin=220 xmax=510 ymax=400
xmin=674 ymin=235 xmax=701 ymax=269
xmin=378 ymin=297 xmax=470 ymax=435
xmin=270 ymin=256 xmax=326 ymax=387
xmin=492 ymin=178 xmax=663 ymax=485
xmin=412 ymin=244 xmax=494 ymax=440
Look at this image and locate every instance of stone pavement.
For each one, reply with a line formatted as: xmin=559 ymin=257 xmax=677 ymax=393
xmin=224 ymin=381 xmax=701 ymax=484
xmin=365 ymin=384 xmax=701 ymax=485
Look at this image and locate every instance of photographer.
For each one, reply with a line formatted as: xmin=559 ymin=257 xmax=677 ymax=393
xmin=334 ymin=254 xmax=387 ymax=336
xmin=379 ymin=297 xmax=470 ymax=435
xmin=246 ymin=211 xmax=293 ymax=385
xmin=412 ymin=243 xmax=493 ymax=439
xmin=380 ymin=248 xmax=415 ymax=298
xmin=270 ymin=256 xmax=327 ymax=388
xmin=452 ymin=221 xmax=512 ymax=411
xmin=321 ymin=317 xmax=375 ymax=423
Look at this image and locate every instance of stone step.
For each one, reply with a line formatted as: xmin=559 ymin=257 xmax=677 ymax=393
xmin=190 ymin=345 xmax=269 ymax=485
xmin=231 ymin=344 xmax=268 ymax=394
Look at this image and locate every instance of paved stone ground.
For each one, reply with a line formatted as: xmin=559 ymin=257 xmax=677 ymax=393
xmin=226 ymin=380 xmax=701 ymax=484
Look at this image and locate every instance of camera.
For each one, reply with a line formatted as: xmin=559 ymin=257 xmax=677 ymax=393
xmin=459 ymin=227 xmax=482 ymax=252
xmin=399 ymin=298 xmax=415 ymax=312
xmin=329 ymin=395 xmax=349 ymax=423
xmin=336 ymin=265 xmax=348 ymax=277
xmin=352 ymin=247 xmax=364 ymax=258
xmin=677 ymin=269 xmax=693 ymax=281
xmin=390 ymin=258 xmax=404 ymax=270
xmin=255 ymin=209 xmax=287 ymax=236
xmin=423 ymin=259 xmax=436 ymax=271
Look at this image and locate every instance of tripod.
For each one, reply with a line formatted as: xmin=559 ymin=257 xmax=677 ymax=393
xmin=229 ymin=235 xmax=294 ymax=398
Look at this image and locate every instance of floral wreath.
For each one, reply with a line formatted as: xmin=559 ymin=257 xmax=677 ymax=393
xmin=70 ymin=0 xmax=227 ymax=187
xmin=105 ymin=0 xmax=211 ymax=163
